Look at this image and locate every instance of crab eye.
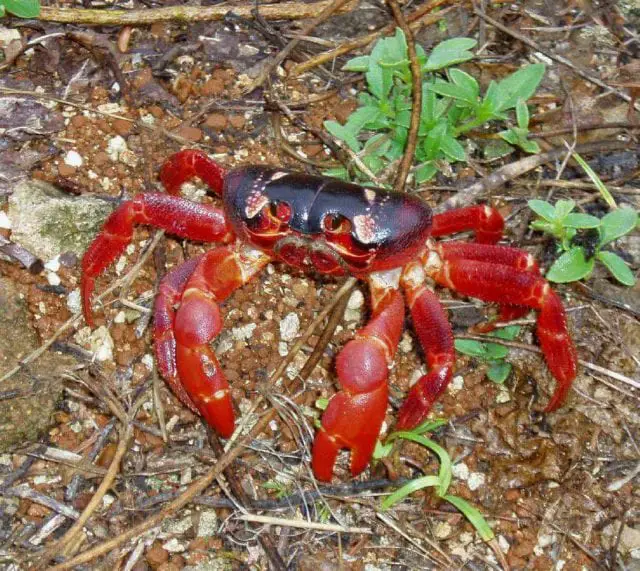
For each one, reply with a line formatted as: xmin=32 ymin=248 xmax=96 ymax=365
xmin=269 ymin=201 xmax=292 ymax=223
xmin=323 ymin=213 xmax=351 ymax=234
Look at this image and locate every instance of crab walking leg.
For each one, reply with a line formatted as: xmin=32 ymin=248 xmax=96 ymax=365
xmin=81 ymin=193 xmax=234 ymax=326
xmin=436 ymin=241 xmax=541 ymax=328
xmin=154 ymin=256 xmax=203 ymax=414
xmin=396 ymin=263 xmax=455 ymax=431
xmin=312 ymin=272 xmax=405 ymax=481
xmin=427 ymin=253 xmax=578 ymax=411
xmin=159 ymin=149 xmax=226 ymax=196
xmin=431 ymin=205 xmax=505 ymax=244
xmin=173 ymin=245 xmax=271 ymax=437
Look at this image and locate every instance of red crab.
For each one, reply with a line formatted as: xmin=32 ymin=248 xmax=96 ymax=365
xmin=81 ymin=149 xmax=578 ymax=481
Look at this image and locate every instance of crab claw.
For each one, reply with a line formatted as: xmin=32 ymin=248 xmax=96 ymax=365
xmin=159 ymin=149 xmax=226 ymax=196
xmin=312 ymin=287 xmax=405 ymax=482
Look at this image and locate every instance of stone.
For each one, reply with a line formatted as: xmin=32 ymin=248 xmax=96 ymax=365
xmin=0 ymin=278 xmax=73 ymax=452
xmin=8 ymin=179 xmax=113 ymax=260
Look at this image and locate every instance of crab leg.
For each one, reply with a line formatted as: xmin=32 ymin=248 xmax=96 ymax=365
xmin=436 ymin=241 xmax=541 ymax=328
xmin=81 ymin=193 xmax=235 ymax=326
xmin=396 ymin=263 xmax=455 ymax=431
xmin=425 ymin=251 xmax=578 ymax=411
xmin=431 ymin=205 xmax=504 ymax=244
xmin=171 ymin=245 xmax=270 ymax=437
xmin=312 ymin=273 xmax=405 ymax=481
xmin=154 ymin=256 xmax=203 ymax=415
xmin=159 ymin=149 xmax=226 ymax=196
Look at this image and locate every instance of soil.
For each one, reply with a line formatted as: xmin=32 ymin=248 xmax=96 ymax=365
xmin=0 ymin=1 xmax=639 ymax=569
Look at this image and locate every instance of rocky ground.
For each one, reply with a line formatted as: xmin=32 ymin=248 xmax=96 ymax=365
xmin=0 ymin=0 xmax=639 ymax=569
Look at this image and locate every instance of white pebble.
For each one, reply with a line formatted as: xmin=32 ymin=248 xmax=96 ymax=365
xmin=449 ymin=375 xmax=464 ymax=393
xmin=106 ymin=135 xmax=128 ymax=161
xmin=64 ymin=150 xmax=83 ymax=167
xmin=278 ymin=341 xmax=289 ymax=357
xmin=44 ymin=256 xmax=60 ymax=272
xmin=467 ymin=472 xmax=486 ymax=491
xmin=46 ymin=271 xmax=61 ymax=286
xmin=347 ymin=289 xmax=364 ymax=310
xmin=0 ymin=211 xmax=11 ymax=229
xmin=141 ymin=354 xmax=154 ymax=370
xmin=113 ymin=311 xmax=126 ymax=324
xmin=89 ymin=326 xmax=115 ymax=362
xmin=232 ymin=322 xmax=256 ymax=341
xmin=279 ymin=312 xmax=300 ymax=341
xmin=67 ymin=288 xmax=81 ymax=313
xmin=452 ymin=462 xmax=469 ymax=480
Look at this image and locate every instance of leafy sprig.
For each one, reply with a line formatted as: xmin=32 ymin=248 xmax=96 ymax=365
xmin=324 ymin=29 xmax=544 ymax=184
xmin=454 ymin=325 xmax=521 ymax=384
xmin=528 ymin=199 xmax=638 ymax=285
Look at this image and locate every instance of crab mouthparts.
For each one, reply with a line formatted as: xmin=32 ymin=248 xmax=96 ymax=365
xmin=274 ymin=236 xmax=346 ymax=274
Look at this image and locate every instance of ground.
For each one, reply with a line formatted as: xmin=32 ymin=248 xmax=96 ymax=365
xmin=0 ymin=0 xmax=639 ymax=569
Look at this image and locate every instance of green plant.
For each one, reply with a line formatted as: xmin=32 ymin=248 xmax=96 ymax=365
xmin=374 ymin=419 xmax=494 ymax=542
xmin=0 ymin=0 xmax=40 ymax=18
xmin=528 ymin=199 xmax=638 ymax=286
xmin=454 ymin=325 xmax=521 ymax=384
xmin=324 ymin=29 xmax=544 ymax=184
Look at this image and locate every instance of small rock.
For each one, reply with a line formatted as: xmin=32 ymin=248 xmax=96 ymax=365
xmin=205 ymin=113 xmax=227 ymax=130
xmin=452 ymin=462 xmax=470 ymax=480
xmin=87 ymin=326 xmax=115 ymax=362
xmin=197 ymin=510 xmax=218 ymax=537
xmin=0 ymin=211 xmax=11 ymax=229
xmin=64 ymin=150 xmax=83 ymax=167
xmin=112 ymin=118 xmax=133 ymax=136
xmin=176 ymin=125 xmax=203 ymax=142
xmin=347 ymin=289 xmax=364 ymax=309
xmin=146 ymin=542 xmax=169 ymax=567
xmin=228 ymin=115 xmax=245 ymax=129
xmin=57 ymin=163 xmax=77 ymax=177
xmin=232 ymin=323 xmax=256 ymax=341
xmin=467 ymin=472 xmax=486 ymax=491
xmin=279 ymin=312 xmax=300 ymax=341
xmin=201 ymin=78 xmax=225 ymax=96
xmin=106 ymin=135 xmax=128 ymax=161
xmin=8 ymin=179 xmax=112 ymax=259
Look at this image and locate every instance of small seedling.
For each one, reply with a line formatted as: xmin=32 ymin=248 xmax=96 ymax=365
xmin=0 ymin=0 xmax=40 ymax=18
xmin=324 ymin=28 xmax=544 ymax=184
xmin=375 ymin=419 xmax=494 ymax=543
xmin=528 ymin=199 xmax=638 ymax=286
xmin=454 ymin=325 xmax=521 ymax=384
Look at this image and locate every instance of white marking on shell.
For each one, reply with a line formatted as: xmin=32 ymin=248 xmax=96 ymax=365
xmin=245 ymin=190 xmax=268 ymax=219
xmin=353 ymin=214 xmax=377 ymax=244
xmin=269 ymin=171 xmax=289 ymax=181
xmin=370 ymin=268 xmax=402 ymax=290
xmin=401 ymin=262 xmax=425 ymax=288
xmin=364 ymin=188 xmax=376 ymax=203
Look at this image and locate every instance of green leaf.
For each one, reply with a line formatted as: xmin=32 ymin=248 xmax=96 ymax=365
xmin=450 ymin=68 xmax=479 ymax=99
xmin=597 ymin=251 xmax=636 ymax=286
xmin=443 ymin=495 xmax=495 ymax=542
xmin=483 ymin=140 xmax=514 ymax=160
xmin=571 ymin=151 xmax=617 ymax=209
xmin=415 ymin=162 xmax=438 ymax=183
xmin=490 ymin=325 xmax=521 ymax=341
xmin=493 ymin=64 xmax=545 ymax=112
xmin=0 ymin=4 xmax=5 ymax=16
xmin=439 ymin=133 xmax=466 ymax=162
xmin=389 ymin=432 xmax=452 ymax=496
xmin=345 ymin=106 xmax=382 ymax=134
xmin=487 ymin=361 xmax=512 ymax=384
xmin=528 ymin=199 xmax=557 ymax=222
xmin=600 ymin=207 xmax=638 ymax=245
xmin=564 ymin=213 xmax=601 ymax=229
xmin=373 ymin=439 xmax=394 ymax=459
xmin=484 ymin=343 xmax=509 ymax=360
xmin=323 ymin=120 xmax=361 ymax=152
xmin=322 ymin=167 xmax=349 ymax=180
xmin=410 ymin=418 xmax=448 ymax=435
xmin=424 ymin=37 xmax=477 ymax=71
xmin=455 ymin=339 xmax=488 ymax=358
xmin=2 ymin=0 xmax=40 ymax=17
xmin=518 ymin=138 xmax=540 ymax=154
xmin=546 ymin=247 xmax=594 ymax=282
xmin=554 ymin=199 xmax=576 ymax=219
xmin=342 ymin=55 xmax=370 ymax=72
xmin=381 ymin=475 xmax=441 ymax=510
xmin=516 ymin=99 xmax=530 ymax=130
xmin=315 ymin=397 xmax=329 ymax=410
xmin=498 ymin=129 xmax=519 ymax=146
xmin=383 ymin=28 xmax=408 ymax=65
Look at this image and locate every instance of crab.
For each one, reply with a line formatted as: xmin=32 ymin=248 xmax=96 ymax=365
xmin=81 ymin=149 xmax=578 ymax=482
